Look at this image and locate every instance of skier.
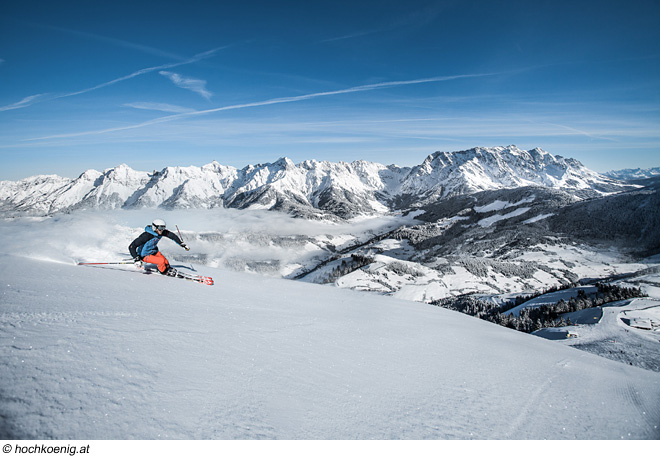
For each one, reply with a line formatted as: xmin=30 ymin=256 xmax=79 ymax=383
xmin=129 ymin=219 xmax=189 ymax=276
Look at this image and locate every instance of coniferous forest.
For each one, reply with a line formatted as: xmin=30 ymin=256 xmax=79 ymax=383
xmin=433 ymin=283 xmax=646 ymax=333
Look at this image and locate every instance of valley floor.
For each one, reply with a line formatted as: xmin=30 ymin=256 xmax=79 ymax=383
xmin=535 ymin=299 xmax=660 ymax=372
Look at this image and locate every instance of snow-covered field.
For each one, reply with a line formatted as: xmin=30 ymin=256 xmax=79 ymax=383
xmin=534 ymin=298 xmax=660 ymax=372
xmin=1 ymin=212 xmax=659 ymax=440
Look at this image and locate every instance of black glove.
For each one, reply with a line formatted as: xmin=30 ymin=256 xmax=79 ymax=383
xmin=133 ymin=255 xmax=142 ymax=262
xmin=181 ymin=243 xmax=190 ymax=251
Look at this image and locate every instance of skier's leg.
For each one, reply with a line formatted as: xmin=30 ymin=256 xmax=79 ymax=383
xmin=143 ymin=252 xmax=170 ymax=274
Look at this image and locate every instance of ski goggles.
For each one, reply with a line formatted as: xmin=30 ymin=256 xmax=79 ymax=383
xmin=154 ymin=224 xmax=166 ymax=230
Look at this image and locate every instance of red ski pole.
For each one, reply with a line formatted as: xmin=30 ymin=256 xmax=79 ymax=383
xmin=77 ymin=261 xmax=135 ymax=266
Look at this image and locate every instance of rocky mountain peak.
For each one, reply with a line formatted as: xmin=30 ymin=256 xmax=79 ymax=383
xmin=0 ymin=147 xmax=634 ymax=218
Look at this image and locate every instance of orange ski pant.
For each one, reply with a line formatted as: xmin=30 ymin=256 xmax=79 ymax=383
xmin=142 ymin=251 xmax=170 ymax=273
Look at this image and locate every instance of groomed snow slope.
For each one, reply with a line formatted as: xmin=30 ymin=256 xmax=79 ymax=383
xmin=1 ymin=254 xmax=659 ymax=439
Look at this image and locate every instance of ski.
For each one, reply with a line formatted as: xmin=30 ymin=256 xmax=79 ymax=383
xmin=78 ymin=260 xmax=214 ymax=285
xmin=167 ymin=269 xmax=214 ymax=286
xmin=77 ymin=260 xmax=134 ymax=266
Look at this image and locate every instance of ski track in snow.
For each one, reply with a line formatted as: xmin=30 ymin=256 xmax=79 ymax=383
xmin=1 ymin=212 xmax=660 ymax=440
xmin=1 ymin=254 xmax=659 ymax=440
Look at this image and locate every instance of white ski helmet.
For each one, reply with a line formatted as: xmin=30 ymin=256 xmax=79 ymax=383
xmin=152 ymin=218 xmax=167 ymax=231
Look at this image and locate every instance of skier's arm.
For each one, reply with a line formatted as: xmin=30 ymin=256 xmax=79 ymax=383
xmin=163 ymin=229 xmax=183 ymax=245
xmin=128 ymin=232 xmax=151 ymax=259
xmin=163 ymin=230 xmax=189 ymax=250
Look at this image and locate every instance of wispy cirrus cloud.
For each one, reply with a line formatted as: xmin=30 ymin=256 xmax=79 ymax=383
xmin=26 ymin=72 xmax=501 ymax=141
xmin=59 ymin=47 xmax=223 ymax=99
xmin=159 ymin=71 xmax=212 ymax=100
xmin=0 ymin=94 xmax=50 ymax=112
xmin=320 ymin=2 xmax=448 ymax=44
xmin=19 ymin=20 xmax=186 ymax=61
xmin=123 ymin=102 xmax=194 ymax=113
xmin=0 ymin=47 xmax=226 ymax=112
xmin=318 ymin=29 xmax=383 ymax=44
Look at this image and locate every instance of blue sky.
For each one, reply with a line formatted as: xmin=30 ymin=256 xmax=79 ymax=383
xmin=1 ymin=0 xmax=659 ymax=180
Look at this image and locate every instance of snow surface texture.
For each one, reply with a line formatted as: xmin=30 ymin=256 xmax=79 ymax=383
xmin=1 ymin=214 xmax=659 ymax=439
xmin=532 ymin=298 xmax=660 ymax=373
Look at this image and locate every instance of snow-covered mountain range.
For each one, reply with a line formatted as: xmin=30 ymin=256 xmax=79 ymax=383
xmin=2 ymin=144 xmax=657 ymax=331
xmin=0 ymin=146 xmax=631 ymax=218
xmin=2 ymin=147 xmax=658 ymax=441
xmin=605 ymin=166 xmax=660 ymax=181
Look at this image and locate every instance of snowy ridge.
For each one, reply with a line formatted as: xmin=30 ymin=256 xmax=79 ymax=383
xmin=399 ymin=146 xmax=625 ymax=201
xmin=605 ymin=166 xmax=660 ymax=181
xmin=0 ymin=146 xmax=631 ymax=218
xmin=294 ymin=184 xmax=660 ymax=304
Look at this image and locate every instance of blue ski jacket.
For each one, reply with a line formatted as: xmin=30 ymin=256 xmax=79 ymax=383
xmin=128 ymin=226 xmax=183 ymax=259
